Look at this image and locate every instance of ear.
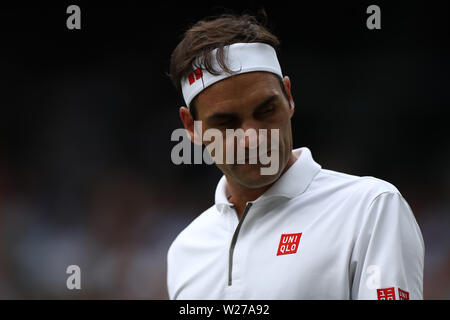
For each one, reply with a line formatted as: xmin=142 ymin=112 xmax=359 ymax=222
xmin=179 ymin=106 xmax=202 ymax=145
xmin=283 ymin=76 xmax=295 ymax=117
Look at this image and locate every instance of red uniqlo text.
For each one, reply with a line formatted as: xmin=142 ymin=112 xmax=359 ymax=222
xmin=277 ymin=233 xmax=302 ymax=256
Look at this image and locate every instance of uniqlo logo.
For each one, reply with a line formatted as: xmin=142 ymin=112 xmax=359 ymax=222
xmin=377 ymin=287 xmax=396 ymax=300
xmin=277 ymin=233 xmax=302 ymax=256
xmin=398 ymin=288 xmax=410 ymax=300
xmin=188 ymin=68 xmax=203 ymax=85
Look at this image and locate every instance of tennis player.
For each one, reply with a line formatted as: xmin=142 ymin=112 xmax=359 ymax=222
xmin=166 ymin=13 xmax=424 ymax=300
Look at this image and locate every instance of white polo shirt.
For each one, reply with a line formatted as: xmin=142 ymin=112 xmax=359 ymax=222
xmin=167 ymin=147 xmax=424 ymax=300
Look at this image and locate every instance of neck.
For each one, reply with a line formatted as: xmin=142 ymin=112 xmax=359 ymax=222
xmin=227 ymin=152 xmax=298 ymax=219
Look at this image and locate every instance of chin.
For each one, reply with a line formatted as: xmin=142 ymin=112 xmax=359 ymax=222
xmin=232 ymin=164 xmax=282 ymax=189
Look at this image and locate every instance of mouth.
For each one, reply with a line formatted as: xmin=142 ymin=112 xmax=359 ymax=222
xmin=235 ymin=148 xmax=279 ymax=163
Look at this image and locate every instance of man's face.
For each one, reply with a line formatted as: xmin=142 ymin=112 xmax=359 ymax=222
xmin=186 ymin=71 xmax=295 ymax=189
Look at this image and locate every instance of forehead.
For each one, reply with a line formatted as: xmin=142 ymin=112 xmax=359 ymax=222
xmin=194 ymin=71 xmax=282 ymax=117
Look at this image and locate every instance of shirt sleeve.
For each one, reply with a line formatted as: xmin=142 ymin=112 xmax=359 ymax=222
xmin=351 ymin=191 xmax=425 ymax=300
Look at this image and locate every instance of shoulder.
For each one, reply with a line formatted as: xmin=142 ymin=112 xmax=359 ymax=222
xmin=167 ymin=204 xmax=220 ymax=260
xmin=309 ymin=168 xmax=410 ymax=222
xmin=166 ymin=204 xmax=225 ymax=299
xmin=316 ymin=169 xmax=420 ymax=230
xmin=314 ymin=168 xmax=401 ymax=201
xmin=314 ymin=168 xmax=421 ymax=242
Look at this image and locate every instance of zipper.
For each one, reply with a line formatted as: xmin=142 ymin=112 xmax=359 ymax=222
xmin=228 ymin=202 xmax=253 ymax=286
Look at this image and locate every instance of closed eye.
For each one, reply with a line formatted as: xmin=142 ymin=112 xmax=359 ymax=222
xmin=255 ymin=106 xmax=275 ymax=117
xmin=206 ymin=112 xmax=239 ymax=128
xmin=213 ymin=117 xmax=238 ymax=128
xmin=217 ymin=120 xmax=234 ymax=127
xmin=252 ymin=95 xmax=280 ymax=118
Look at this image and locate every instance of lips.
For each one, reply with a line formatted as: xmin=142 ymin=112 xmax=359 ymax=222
xmin=235 ymin=148 xmax=278 ymax=163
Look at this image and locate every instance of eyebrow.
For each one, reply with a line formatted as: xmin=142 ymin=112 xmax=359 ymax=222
xmin=206 ymin=111 xmax=238 ymax=123
xmin=206 ymin=94 xmax=279 ymax=123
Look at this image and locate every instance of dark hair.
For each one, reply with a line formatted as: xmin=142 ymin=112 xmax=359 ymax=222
xmin=169 ymin=12 xmax=282 ymax=118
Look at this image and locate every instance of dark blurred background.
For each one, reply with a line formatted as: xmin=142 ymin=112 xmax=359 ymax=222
xmin=0 ymin=1 xmax=449 ymax=299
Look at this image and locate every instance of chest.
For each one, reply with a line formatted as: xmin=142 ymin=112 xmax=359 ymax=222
xmin=178 ymin=200 xmax=360 ymax=299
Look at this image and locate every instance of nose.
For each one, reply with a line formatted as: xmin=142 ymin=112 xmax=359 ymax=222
xmin=238 ymin=121 xmax=265 ymax=150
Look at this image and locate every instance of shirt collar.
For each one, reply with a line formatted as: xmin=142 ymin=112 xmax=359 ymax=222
xmin=214 ymin=147 xmax=321 ymax=208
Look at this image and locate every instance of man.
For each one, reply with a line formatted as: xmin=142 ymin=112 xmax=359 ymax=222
xmin=167 ymin=13 xmax=424 ymax=299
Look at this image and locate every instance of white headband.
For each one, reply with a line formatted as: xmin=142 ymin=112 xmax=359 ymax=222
xmin=181 ymin=42 xmax=283 ymax=108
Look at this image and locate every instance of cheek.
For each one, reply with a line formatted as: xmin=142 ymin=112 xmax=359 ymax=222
xmin=271 ymin=121 xmax=293 ymax=166
xmin=268 ymin=117 xmax=292 ymax=146
xmin=281 ymin=124 xmax=293 ymax=152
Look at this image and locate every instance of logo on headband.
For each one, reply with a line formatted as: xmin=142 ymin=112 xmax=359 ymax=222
xmin=188 ymin=68 xmax=203 ymax=85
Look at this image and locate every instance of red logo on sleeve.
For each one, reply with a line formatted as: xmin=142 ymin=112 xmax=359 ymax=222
xmin=377 ymin=287 xmax=396 ymax=300
xmin=277 ymin=233 xmax=302 ymax=256
xmin=398 ymin=288 xmax=410 ymax=300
